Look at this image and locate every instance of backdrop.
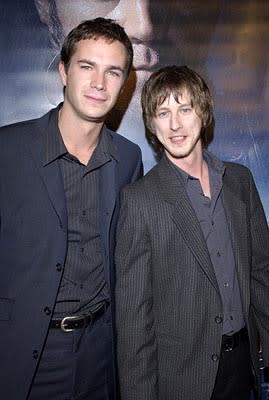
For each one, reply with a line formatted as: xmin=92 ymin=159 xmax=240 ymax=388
xmin=0 ymin=0 xmax=268 ymax=221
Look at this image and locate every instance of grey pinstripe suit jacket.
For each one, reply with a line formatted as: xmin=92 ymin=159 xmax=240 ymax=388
xmin=115 ymin=155 xmax=269 ymax=400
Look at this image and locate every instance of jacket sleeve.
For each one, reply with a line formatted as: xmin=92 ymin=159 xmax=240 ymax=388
xmin=115 ymin=187 xmax=157 ymax=400
xmin=248 ymin=168 xmax=269 ymax=364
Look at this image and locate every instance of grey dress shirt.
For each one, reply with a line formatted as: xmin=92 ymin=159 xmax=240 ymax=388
xmin=45 ymin=105 xmax=111 ymax=315
xmin=168 ymin=151 xmax=245 ymax=334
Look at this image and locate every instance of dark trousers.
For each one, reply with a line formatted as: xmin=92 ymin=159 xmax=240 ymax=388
xmin=210 ymin=331 xmax=254 ymax=400
xmin=28 ymin=310 xmax=114 ymax=400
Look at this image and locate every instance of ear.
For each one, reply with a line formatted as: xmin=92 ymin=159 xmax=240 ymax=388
xmin=149 ymin=119 xmax=156 ymax=135
xmin=59 ymin=61 xmax=67 ymax=87
xmin=202 ymin=115 xmax=208 ymax=128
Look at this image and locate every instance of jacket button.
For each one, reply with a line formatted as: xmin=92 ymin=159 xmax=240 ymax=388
xmin=33 ymin=350 xmax=39 ymax=359
xmin=211 ymin=354 xmax=219 ymax=362
xmin=56 ymin=263 xmax=62 ymax=272
xmin=44 ymin=306 xmax=51 ymax=315
xmin=215 ymin=316 xmax=223 ymax=324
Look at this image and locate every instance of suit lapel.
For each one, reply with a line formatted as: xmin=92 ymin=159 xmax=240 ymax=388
xmin=156 ymin=158 xmax=220 ymax=291
xmin=28 ymin=120 xmax=67 ymax=230
xmin=39 ymin=160 xmax=67 ymax=229
xmin=222 ymin=177 xmax=250 ymax=313
xmin=99 ymin=158 xmax=116 ymax=284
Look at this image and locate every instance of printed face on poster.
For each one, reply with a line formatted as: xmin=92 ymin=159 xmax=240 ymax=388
xmin=1 ymin=0 xmax=268 ymax=220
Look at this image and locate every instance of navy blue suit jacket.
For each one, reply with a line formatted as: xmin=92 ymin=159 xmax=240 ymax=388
xmin=0 ymin=107 xmax=143 ymax=399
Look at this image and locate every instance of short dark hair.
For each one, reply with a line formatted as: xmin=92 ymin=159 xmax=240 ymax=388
xmin=60 ymin=18 xmax=133 ymax=77
xmin=141 ymin=65 xmax=213 ymax=158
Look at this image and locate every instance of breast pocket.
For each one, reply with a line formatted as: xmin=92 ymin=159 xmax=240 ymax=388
xmin=0 ymin=298 xmax=14 ymax=321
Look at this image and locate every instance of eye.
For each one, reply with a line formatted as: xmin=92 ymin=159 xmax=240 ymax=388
xmin=181 ymin=107 xmax=191 ymax=114
xmin=107 ymin=70 xmax=122 ymax=78
xmin=80 ymin=64 xmax=92 ymax=70
xmin=158 ymin=111 xmax=169 ymax=118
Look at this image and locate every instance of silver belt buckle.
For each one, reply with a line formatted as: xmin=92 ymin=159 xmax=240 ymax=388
xmin=224 ymin=343 xmax=233 ymax=352
xmin=60 ymin=315 xmax=81 ymax=332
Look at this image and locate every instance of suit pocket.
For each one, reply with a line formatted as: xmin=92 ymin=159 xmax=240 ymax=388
xmin=0 ymin=298 xmax=14 ymax=321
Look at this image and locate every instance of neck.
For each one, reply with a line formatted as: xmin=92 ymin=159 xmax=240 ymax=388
xmin=171 ymin=145 xmax=205 ymax=179
xmin=58 ymin=105 xmax=104 ymax=165
xmin=180 ymin=155 xmax=205 ymax=180
xmin=170 ymin=149 xmax=211 ymax=198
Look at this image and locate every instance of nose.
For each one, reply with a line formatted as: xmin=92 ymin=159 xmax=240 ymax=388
xmin=90 ymin=69 xmax=105 ymax=91
xmin=108 ymin=0 xmax=158 ymax=70
xmin=108 ymin=0 xmax=153 ymax=43
xmin=170 ymin=113 xmax=182 ymax=131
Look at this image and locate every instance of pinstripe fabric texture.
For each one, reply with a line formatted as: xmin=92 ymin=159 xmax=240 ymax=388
xmin=115 ymin=156 xmax=269 ymax=400
xmin=170 ymin=153 xmax=245 ymax=335
xmin=45 ymin=112 xmax=112 ymax=314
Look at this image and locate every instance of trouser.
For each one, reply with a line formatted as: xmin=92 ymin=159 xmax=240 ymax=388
xmin=28 ymin=308 xmax=114 ymax=400
xmin=210 ymin=328 xmax=254 ymax=400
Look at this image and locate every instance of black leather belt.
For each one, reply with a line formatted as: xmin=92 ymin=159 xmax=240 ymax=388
xmin=221 ymin=327 xmax=248 ymax=353
xmin=50 ymin=303 xmax=106 ymax=332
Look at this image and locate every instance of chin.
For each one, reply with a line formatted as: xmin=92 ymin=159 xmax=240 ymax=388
xmin=83 ymin=113 xmax=106 ymax=123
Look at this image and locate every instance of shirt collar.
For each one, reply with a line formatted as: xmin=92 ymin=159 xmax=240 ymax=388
xmin=164 ymin=149 xmax=226 ymax=185
xmin=87 ymin=126 xmax=114 ymax=170
xmin=203 ymin=149 xmax=225 ymax=178
xmin=203 ymin=150 xmax=225 ymax=198
xmin=97 ymin=125 xmax=118 ymax=162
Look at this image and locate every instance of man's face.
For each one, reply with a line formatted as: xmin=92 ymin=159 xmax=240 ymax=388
xmin=35 ymin=0 xmax=158 ymax=128
xmin=151 ymin=89 xmax=203 ymax=164
xmin=59 ymin=38 xmax=127 ymax=122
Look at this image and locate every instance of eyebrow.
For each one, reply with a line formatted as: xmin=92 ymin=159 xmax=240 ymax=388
xmin=157 ymin=102 xmax=192 ymax=111
xmin=77 ymin=59 xmax=125 ymax=74
xmin=178 ymin=102 xmax=192 ymax=107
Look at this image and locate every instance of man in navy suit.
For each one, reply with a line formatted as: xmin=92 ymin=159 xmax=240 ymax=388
xmin=0 ymin=18 xmax=142 ymax=400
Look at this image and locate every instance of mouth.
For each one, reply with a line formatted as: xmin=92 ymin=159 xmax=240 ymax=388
xmin=84 ymin=94 xmax=107 ymax=104
xmin=170 ymin=135 xmax=186 ymax=144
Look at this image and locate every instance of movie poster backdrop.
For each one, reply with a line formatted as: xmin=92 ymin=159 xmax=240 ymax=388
xmin=1 ymin=0 xmax=268 ymax=220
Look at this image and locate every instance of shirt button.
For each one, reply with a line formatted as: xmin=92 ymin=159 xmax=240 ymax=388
xmin=33 ymin=350 xmax=39 ymax=359
xmin=211 ymin=354 xmax=219 ymax=362
xmin=56 ymin=263 xmax=62 ymax=272
xmin=44 ymin=307 xmax=51 ymax=315
xmin=215 ymin=316 xmax=223 ymax=324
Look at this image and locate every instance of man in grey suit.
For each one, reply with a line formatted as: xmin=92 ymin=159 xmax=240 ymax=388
xmin=115 ymin=65 xmax=269 ymax=400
